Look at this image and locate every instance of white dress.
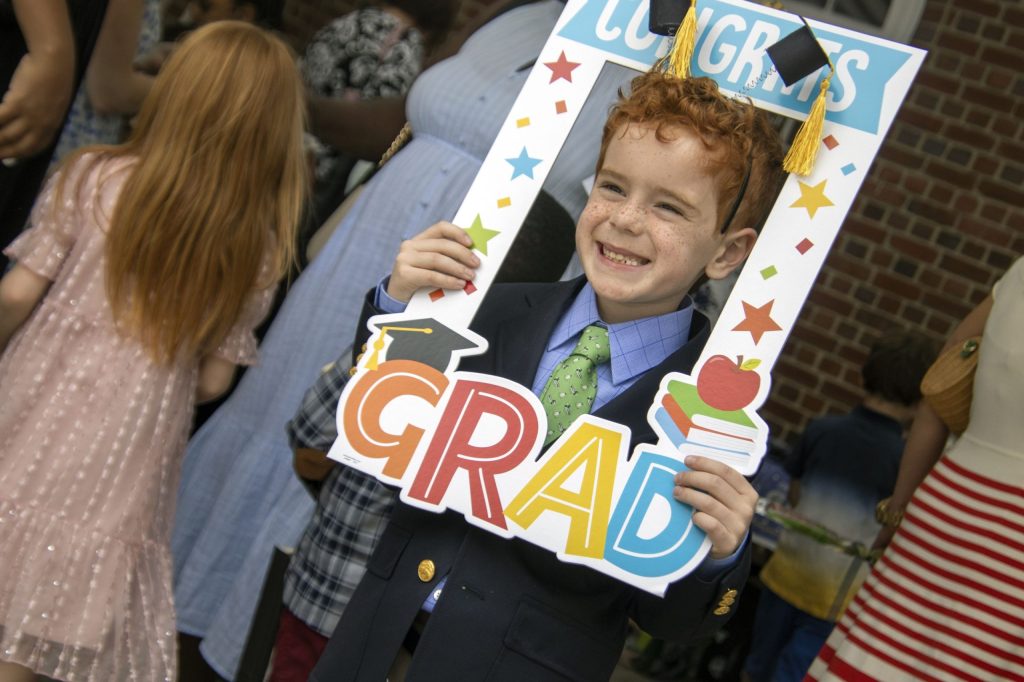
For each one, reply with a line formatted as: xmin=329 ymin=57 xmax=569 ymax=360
xmin=807 ymin=256 xmax=1024 ymax=681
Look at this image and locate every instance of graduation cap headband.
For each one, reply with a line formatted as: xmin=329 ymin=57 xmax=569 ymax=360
xmin=652 ymin=0 xmax=835 ymax=178
xmin=718 ymin=159 xmax=751 ymax=234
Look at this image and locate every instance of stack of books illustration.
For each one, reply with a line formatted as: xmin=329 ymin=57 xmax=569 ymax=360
xmin=654 ymin=380 xmax=758 ymax=458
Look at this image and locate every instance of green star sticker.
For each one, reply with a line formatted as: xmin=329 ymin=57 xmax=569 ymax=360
xmin=463 ymin=214 xmax=501 ymax=255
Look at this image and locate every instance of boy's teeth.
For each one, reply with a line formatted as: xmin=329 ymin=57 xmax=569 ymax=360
xmin=602 ymin=245 xmax=644 ymax=266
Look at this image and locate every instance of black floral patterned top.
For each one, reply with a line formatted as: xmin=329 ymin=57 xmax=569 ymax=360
xmin=302 ymin=7 xmax=424 ymax=182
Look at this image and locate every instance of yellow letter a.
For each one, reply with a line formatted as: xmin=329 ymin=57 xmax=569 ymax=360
xmin=505 ymin=422 xmax=620 ymax=558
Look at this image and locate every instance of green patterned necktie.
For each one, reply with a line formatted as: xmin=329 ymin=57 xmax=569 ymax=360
xmin=539 ymin=324 xmax=611 ymax=446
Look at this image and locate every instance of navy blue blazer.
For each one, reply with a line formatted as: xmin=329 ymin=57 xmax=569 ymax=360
xmin=311 ymin=278 xmax=751 ymax=682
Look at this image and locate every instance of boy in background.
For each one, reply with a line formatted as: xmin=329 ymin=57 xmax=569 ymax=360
xmin=743 ymin=329 xmax=939 ymax=682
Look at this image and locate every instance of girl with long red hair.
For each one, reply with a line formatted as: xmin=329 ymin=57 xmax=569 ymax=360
xmin=0 ymin=20 xmax=306 ymax=682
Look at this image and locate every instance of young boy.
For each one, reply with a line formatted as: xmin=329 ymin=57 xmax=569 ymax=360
xmin=267 ymin=194 xmax=576 ymax=682
xmin=312 ymin=70 xmax=785 ymax=681
xmin=742 ymin=329 xmax=938 ymax=682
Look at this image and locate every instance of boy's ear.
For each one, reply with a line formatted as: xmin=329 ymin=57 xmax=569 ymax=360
xmin=705 ymin=227 xmax=757 ymax=281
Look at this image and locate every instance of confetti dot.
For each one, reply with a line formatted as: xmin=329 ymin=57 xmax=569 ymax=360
xmin=497 ymin=197 xmax=511 ymax=208
xmin=429 ymin=289 xmax=445 ymax=302
xmin=760 ymin=265 xmax=778 ymax=280
xmin=555 ymin=100 xmax=568 ymax=114
xmin=463 ymin=281 xmax=477 ymax=295
xmin=516 ymin=117 xmax=530 ymax=128
xmin=796 ymin=238 xmax=814 ymax=254
xmin=841 ymin=163 xmax=857 ymax=176
xmin=823 ymin=135 xmax=839 ymax=150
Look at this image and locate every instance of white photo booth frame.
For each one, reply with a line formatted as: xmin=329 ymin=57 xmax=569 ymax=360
xmin=328 ymin=0 xmax=926 ymax=595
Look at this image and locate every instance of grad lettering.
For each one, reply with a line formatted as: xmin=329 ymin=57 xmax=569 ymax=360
xmin=408 ymin=379 xmax=540 ymax=530
xmin=505 ymin=421 xmax=622 ymax=558
xmin=604 ymin=448 xmax=707 ymax=578
xmin=342 ymin=360 xmax=448 ymax=480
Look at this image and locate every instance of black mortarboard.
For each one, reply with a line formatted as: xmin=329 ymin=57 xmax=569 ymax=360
xmin=649 ymin=0 xmax=687 ymax=36
xmin=766 ymin=18 xmax=835 ymax=175
xmin=365 ymin=316 xmax=485 ymax=374
xmin=766 ymin=21 xmax=830 ymax=86
xmin=650 ymin=3 xmax=834 ymax=177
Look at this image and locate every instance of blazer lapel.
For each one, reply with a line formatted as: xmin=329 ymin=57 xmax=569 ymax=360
xmin=482 ymin=278 xmax=585 ymax=388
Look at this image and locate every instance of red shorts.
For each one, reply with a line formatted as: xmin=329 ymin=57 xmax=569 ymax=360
xmin=269 ymin=608 xmax=330 ymax=682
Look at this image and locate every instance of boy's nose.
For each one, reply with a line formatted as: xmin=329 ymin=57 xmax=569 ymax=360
xmin=610 ymin=201 xmax=645 ymax=233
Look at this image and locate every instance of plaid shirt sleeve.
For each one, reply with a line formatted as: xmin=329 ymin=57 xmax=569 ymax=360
xmin=282 ymin=465 xmax=396 ymax=636
xmin=282 ymin=352 xmax=400 ymax=636
xmin=287 ymin=355 xmax=352 ymax=453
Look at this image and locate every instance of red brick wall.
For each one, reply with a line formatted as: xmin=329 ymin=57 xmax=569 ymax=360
xmin=760 ymin=0 xmax=1023 ymax=443
xmin=281 ymin=0 xmax=1022 ymax=445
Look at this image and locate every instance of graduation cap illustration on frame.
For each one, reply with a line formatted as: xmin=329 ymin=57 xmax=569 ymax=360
xmin=363 ymin=315 xmax=487 ymax=374
xmin=653 ymin=0 xmax=834 ymax=177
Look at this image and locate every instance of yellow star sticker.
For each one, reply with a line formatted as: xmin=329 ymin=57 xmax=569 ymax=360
xmin=790 ymin=179 xmax=835 ymax=219
xmin=463 ymin=214 xmax=501 ymax=255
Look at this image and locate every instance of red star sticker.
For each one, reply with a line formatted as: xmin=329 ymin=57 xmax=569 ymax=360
xmin=732 ymin=300 xmax=783 ymax=344
xmin=544 ymin=51 xmax=580 ymax=83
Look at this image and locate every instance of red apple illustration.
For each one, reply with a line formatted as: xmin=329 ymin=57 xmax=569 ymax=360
xmin=696 ymin=355 xmax=761 ymax=411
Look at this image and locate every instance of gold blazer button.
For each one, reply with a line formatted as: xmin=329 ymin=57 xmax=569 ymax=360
xmin=417 ymin=560 xmax=436 ymax=582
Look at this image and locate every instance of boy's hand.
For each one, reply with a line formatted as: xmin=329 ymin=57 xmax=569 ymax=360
xmin=673 ymin=456 xmax=758 ymax=559
xmin=387 ymin=221 xmax=480 ymax=303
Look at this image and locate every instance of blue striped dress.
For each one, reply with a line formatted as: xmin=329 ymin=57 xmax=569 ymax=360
xmin=170 ymin=2 xmax=636 ymax=676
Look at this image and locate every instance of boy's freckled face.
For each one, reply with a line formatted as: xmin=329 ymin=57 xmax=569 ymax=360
xmin=577 ymin=123 xmax=727 ymax=324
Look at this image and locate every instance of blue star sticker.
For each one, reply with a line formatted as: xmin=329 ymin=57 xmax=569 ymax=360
xmin=505 ymin=147 xmax=542 ymax=180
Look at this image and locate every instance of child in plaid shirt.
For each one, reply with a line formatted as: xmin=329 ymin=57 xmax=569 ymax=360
xmin=268 ymin=358 xmax=395 ymax=682
xmin=269 ymin=187 xmax=577 ymax=682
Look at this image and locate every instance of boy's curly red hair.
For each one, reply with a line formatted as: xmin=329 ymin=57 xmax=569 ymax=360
xmin=597 ymin=71 xmax=784 ymax=233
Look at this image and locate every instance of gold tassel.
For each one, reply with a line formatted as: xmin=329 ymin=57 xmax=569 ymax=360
xmin=365 ymin=334 xmax=388 ymax=371
xmin=783 ymin=71 xmax=832 ymax=176
xmin=666 ymin=0 xmax=698 ymax=79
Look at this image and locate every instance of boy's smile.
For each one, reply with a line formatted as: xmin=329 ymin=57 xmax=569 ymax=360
xmin=577 ymin=122 xmax=752 ymax=324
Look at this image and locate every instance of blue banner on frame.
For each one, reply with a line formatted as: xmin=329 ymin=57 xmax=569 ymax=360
xmin=559 ymin=0 xmax=911 ymax=134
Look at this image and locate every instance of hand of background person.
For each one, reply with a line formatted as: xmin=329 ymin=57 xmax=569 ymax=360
xmin=674 ymin=455 xmax=758 ymax=559
xmin=386 ymin=221 xmax=480 ymax=303
xmin=294 ymin=447 xmax=335 ymax=482
xmin=0 ymin=48 xmax=74 ymax=162
xmin=871 ymin=524 xmax=897 ymax=553
xmin=135 ymin=41 xmax=176 ymax=75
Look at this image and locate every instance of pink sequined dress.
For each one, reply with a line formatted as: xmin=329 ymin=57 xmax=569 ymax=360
xmin=0 ymin=155 xmax=274 ymax=681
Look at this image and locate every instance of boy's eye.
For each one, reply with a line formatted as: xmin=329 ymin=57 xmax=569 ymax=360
xmin=656 ymin=202 xmax=685 ymax=217
xmin=598 ymin=181 xmax=624 ymax=195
